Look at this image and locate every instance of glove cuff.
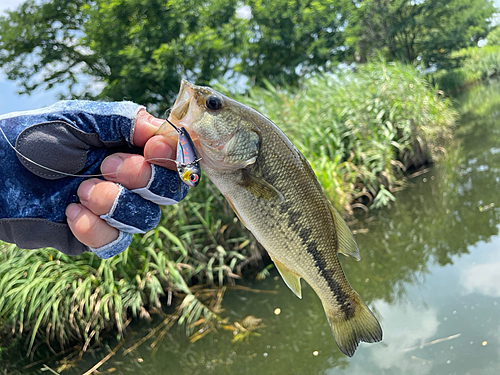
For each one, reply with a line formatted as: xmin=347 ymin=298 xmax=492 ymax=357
xmin=89 ymin=231 xmax=133 ymax=259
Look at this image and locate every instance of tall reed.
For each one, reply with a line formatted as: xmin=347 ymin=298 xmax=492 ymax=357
xmin=434 ymin=45 xmax=500 ymax=92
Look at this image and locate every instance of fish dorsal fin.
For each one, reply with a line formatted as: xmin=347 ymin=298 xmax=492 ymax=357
xmin=329 ymin=204 xmax=361 ymax=261
xmin=240 ymin=170 xmax=284 ymax=201
xmin=271 ymin=257 xmax=302 ymax=299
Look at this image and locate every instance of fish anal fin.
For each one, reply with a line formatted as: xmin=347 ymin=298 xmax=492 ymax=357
xmin=239 ymin=169 xmax=284 ymax=201
xmin=329 ymin=204 xmax=360 ymax=261
xmin=271 ymin=257 xmax=302 ymax=299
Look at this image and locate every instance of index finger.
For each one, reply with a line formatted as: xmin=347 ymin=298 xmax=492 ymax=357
xmin=133 ymin=109 xmax=176 ymax=150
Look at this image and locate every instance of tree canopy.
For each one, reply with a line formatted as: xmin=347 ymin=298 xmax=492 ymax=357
xmin=0 ymin=0 xmax=498 ymax=106
xmin=345 ymin=0 xmax=497 ymax=66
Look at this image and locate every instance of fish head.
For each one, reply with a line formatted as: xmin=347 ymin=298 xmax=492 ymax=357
xmin=165 ymin=79 xmax=261 ymax=172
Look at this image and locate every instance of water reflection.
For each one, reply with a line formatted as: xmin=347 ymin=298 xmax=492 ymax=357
xmin=41 ymin=81 xmax=500 ymax=374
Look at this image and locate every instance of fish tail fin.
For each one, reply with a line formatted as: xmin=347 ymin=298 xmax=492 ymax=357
xmin=325 ymin=293 xmax=382 ymax=357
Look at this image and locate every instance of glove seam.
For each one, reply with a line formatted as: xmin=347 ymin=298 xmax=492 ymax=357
xmin=147 ymin=164 xmax=156 ymax=189
xmin=89 ymin=231 xmax=125 ymax=252
xmin=108 ymin=184 xmax=124 ymax=216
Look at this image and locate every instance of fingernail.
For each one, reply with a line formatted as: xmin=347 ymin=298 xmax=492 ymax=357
xmin=66 ymin=204 xmax=82 ymax=221
xmin=101 ymin=155 xmax=123 ymax=180
xmin=78 ymin=180 xmax=95 ymax=201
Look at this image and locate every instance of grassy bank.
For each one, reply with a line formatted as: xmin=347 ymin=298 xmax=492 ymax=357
xmin=0 ymin=61 xmax=457 ymax=360
xmin=434 ymin=45 xmax=500 ymax=93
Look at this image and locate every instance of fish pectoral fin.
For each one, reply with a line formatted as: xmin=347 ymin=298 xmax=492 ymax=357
xmin=271 ymin=257 xmax=302 ymax=299
xmin=329 ymin=204 xmax=361 ymax=261
xmin=240 ymin=170 xmax=284 ymax=201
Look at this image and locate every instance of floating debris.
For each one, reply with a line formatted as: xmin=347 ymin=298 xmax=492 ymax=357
xmin=274 ymin=308 xmax=281 ymax=315
xmin=402 ymin=333 xmax=461 ymax=352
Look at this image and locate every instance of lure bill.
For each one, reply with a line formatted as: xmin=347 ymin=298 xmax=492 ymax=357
xmin=158 ymin=117 xmax=201 ymax=187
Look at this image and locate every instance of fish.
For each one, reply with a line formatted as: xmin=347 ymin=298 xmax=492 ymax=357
xmin=156 ymin=80 xmax=383 ymax=356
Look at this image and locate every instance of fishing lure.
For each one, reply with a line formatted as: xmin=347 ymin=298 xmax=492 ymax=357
xmin=162 ymin=114 xmax=202 ymax=187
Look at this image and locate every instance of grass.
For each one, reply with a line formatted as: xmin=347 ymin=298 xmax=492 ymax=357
xmin=0 ymin=180 xmax=252 ymax=357
xmin=0 ymin=60 xmax=458 ymax=360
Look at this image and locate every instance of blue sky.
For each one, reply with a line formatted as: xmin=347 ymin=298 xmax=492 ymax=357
xmin=0 ymin=0 xmax=499 ymax=114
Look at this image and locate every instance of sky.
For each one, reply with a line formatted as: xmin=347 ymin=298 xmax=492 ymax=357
xmin=0 ymin=0 xmax=499 ymax=114
xmin=0 ymin=0 xmax=69 ymax=114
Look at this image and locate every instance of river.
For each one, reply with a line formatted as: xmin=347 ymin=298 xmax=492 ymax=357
xmin=23 ymin=81 xmax=500 ymax=374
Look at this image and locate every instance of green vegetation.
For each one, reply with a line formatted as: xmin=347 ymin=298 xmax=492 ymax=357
xmin=345 ymin=0 xmax=496 ymax=66
xmin=237 ymin=61 xmax=457 ymax=212
xmin=434 ymin=45 xmax=500 ymax=92
xmin=0 ymin=0 xmax=497 ymax=105
xmin=0 ymin=179 xmax=250 ymax=354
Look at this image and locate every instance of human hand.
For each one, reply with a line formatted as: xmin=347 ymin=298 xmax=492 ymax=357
xmin=66 ymin=108 xmax=179 ymax=250
xmin=0 ymin=101 xmax=188 ymax=258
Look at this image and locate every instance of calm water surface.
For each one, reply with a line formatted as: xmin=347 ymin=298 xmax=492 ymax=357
xmin=49 ymin=82 xmax=500 ymax=374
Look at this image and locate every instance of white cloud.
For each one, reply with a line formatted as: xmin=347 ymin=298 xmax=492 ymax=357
xmin=0 ymin=0 xmax=27 ymax=14
xmin=367 ymin=300 xmax=440 ymax=375
xmin=462 ymin=262 xmax=500 ymax=297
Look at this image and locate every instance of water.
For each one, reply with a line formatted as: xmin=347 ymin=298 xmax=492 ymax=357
xmin=26 ymin=81 xmax=500 ymax=374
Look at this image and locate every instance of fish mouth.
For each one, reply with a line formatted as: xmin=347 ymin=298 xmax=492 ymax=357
xmin=169 ymin=79 xmax=195 ymax=127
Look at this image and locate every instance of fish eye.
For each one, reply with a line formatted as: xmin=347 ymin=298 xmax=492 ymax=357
xmin=189 ymin=174 xmax=199 ymax=183
xmin=206 ymin=95 xmax=222 ymax=111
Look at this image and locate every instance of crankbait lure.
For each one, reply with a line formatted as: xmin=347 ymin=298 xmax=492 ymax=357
xmin=162 ymin=114 xmax=201 ymax=187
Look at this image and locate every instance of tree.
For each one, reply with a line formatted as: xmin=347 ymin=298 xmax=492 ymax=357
xmin=240 ymin=0 xmax=348 ymax=86
xmin=0 ymin=0 xmax=350 ymax=106
xmin=346 ymin=0 xmax=498 ymax=67
xmin=0 ymin=0 xmax=249 ymax=108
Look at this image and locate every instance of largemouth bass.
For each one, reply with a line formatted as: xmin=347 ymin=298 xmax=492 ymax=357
xmin=157 ymin=80 xmax=383 ymax=356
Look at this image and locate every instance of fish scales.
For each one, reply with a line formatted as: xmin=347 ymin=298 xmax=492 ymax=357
xmin=157 ymin=80 xmax=383 ymax=356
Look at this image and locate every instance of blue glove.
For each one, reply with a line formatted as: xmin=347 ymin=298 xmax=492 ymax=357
xmin=0 ymin=100 xmax=188 ymax=258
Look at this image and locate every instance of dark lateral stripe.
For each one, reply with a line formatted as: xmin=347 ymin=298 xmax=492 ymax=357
xmin=298 ymin=227 xmax=312 ymax=243
xmin=306 ymin=240 xmax=355 ymax=318
xmin=287 ymin=210 xmax=302 ymax=227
